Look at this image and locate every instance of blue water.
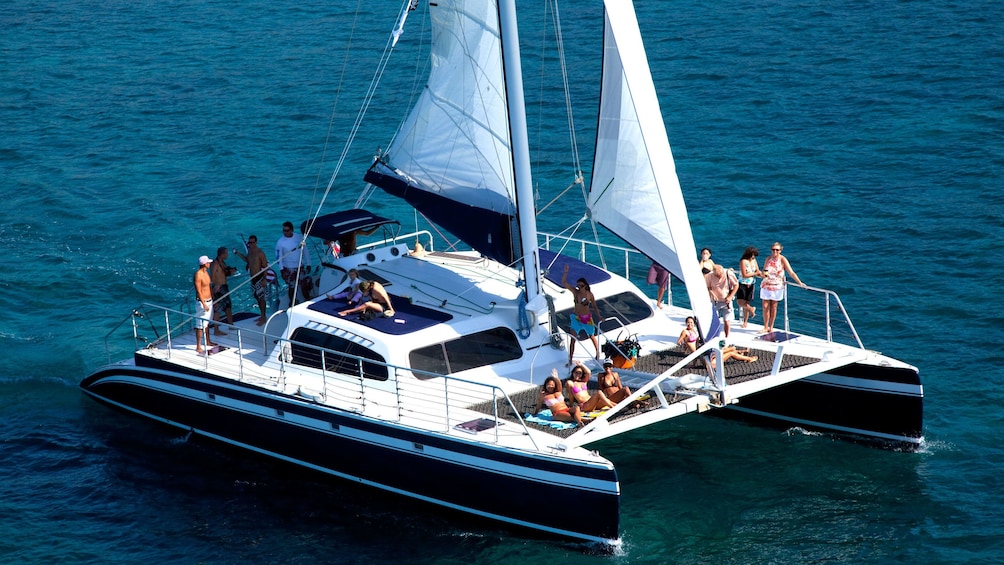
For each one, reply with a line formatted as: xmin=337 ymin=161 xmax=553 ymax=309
xmin=2 ymin=1 xmax=1002 ymax=562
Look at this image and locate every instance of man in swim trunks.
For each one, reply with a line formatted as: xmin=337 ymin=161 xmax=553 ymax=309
xmin=210 ymin=246 xmax=236 ymax=336
xmin=561 ymin=264 xmax=603 ymax=365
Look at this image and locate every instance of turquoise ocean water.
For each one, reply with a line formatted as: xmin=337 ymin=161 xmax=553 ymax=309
xmin=2 ymin=1 xmax=1002 ymax=562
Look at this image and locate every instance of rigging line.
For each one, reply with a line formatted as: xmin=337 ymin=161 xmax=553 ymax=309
xmin=417 ymin=210 xmax=463 ymax=252
xmin=550 ymin=0 xmax=584 ymax=179
xmin=540 ymin=214 xmax=589 ymax=274
xmin=310 ymin=0 xmax=418 ymax=227
xmin=364 ymin=264 xmax=494 ymax=315
xmin=536 ymin=177 xmax=584 ymax=215
xmin=311 ymin=0 xmax=367 ymax=215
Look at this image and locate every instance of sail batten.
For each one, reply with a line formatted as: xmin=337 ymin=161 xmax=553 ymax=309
xmin=590 ymin=0 xmax=714 ymax=334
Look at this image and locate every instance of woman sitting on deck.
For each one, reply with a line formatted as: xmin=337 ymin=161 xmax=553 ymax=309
xmin=676 ymin=316 xmax=699 ymax=353
xmin=597 ymin=359 xmax=632 ymax=404
xmin=566 ymin=363 xmax=615 ymax=412
xmin=534 ymin=371 xmax=583 ymax=426
xmin=338 ymin=280 xmax=394 ymax=318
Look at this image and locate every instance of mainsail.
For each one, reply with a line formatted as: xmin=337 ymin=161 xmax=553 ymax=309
xmin=365 ymin=1 xmax=521 ymax=266
xmin=589 ymin=0 xmax=714 ymax=334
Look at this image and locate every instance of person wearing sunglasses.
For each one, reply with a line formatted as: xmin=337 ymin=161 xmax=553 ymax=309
xmin=760 ymin=242 xmax=805 ymax=333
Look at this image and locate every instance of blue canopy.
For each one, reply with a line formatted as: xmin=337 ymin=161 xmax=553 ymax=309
xmin=300 ymin=209 xmax=399 ymax=241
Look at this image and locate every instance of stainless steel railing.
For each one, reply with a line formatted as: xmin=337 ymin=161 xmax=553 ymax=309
xmin=538 ymin=231 xmax=865 ymax=349
xmin=104 ymin=302 xmax=539 ymax=450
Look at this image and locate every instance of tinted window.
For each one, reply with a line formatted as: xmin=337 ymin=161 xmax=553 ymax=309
xmin=289 ymin=328 xmax=388 ymax=381
xmin=555 ymin=291 xmax=652 ymax=334
xmin=410 ymin=327 xmax=522 ymax=375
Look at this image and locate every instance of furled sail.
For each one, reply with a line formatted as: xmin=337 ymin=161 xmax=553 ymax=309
xmin=589 ymin=0 xmax=714 ymax=334
xmin=365 ymin=0 xmax=520 ymax=265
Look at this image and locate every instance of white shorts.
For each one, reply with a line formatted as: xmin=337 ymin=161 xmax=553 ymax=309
xmin=760 ymin=288 xmax=784 ymax=302
xmin=196 ymin=299 xmax=213 ymax=329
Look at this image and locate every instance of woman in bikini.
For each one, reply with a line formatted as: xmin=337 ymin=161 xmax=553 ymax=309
xmin=534 ymin=372 xmax=583 ymax=426
xmin=699 ymin=247 xmax=715 ymax=274
xmin=597 ymin=360 xmax=632 ymax=404
xmin=677 ymin=316 xmax=699 ymax=353
xmin=561 ymin=264 xmax=603 ymax=364
xmin=566 ymin=363 xmax=615 ymax=412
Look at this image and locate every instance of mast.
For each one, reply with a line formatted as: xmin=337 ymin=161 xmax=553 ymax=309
xmin=498 ymin=0 xmax=542 ymax=302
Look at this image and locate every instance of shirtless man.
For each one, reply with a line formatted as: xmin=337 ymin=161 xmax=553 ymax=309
xmin=234 ymin=235 xmax=269 ymax=325
xmin=193 ymin=255 xmax=218 ymax=353
xmin=210 ymin=247 xmax=236 ymax=335
xmin=562 ymin=264 xmax=603 ymax=365
xmin=338 ymin=281 xmax=394 ymax=318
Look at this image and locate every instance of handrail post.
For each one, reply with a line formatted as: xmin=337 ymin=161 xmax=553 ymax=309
xmin=236 ymin=329 xmax=244 ymax=382
xmin=164 ymin=309 xmax=173 ymax=359
xmin=782 ymin=286 xmax=790 ymax=333
xmin=443 ymin=378 xmax=450 ymax=432
xmin=825 ymin=294 xmax=833 ymax=342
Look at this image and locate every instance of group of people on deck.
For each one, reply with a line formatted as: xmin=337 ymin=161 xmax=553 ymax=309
xmin=534 ymin=360 xmax=635 ymax=427
xmin=190 ymin=221 xmax=383 ymax=352
xmin=691 ymin=242 xmax=806 ymax=337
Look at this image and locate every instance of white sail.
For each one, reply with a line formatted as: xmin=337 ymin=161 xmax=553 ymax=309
xmin=367 ymin=0 xmax=521 ymax=264
xmin=589 ymin=0 xmax=715 ymax=335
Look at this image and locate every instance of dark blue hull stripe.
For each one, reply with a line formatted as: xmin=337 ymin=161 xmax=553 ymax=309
xmin=726 ymin=364 xmax=923 ymax=442
xmin=97 ymin=359 xmax=616 ymax=481
xmin=81 ymin=366 xmax=620 ymax=541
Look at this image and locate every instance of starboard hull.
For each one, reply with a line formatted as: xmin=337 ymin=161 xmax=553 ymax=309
xmin=722 ymin=362 xmax=923 ymax=448
xmin=80 ymin=362 xmax=620 ymax=542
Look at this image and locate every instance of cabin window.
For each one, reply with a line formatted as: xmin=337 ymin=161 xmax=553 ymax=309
xmin=289 ymin=328 xmax=388 ymax=381
xmin=409 ymin=327 xmax=522 ymax=375
xmin=555 ymin=291 xmax=652 ymax=334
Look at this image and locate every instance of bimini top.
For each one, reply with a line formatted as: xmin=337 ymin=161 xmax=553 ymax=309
xmin=300 ymin=209 xmax=399 ymax=241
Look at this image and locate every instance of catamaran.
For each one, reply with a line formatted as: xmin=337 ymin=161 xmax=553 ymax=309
xmin=81 ymin=0 xmax=922 ymax=543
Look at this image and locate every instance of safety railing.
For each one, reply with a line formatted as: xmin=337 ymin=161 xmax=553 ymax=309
xmin=104 ymin=302 xmax=540 ymax=450
xmin=538 ymin=232 xmax=865 ymax=349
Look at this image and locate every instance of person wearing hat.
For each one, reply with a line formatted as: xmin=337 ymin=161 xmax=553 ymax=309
xmin=597 ymin=359 xmax=633 ymax=405
xmin=193 ymin=255 xmax=218 ymax=354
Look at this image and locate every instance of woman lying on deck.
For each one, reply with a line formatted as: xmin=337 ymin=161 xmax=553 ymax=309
xmin=534 ymin=371 xmax=583 ymax=426
xmin=711 ymin=345 xmax=758 ymax=363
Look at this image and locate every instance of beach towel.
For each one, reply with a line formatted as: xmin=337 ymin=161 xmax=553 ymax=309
xmin=523 ymin=410 xmax=577 ymax=430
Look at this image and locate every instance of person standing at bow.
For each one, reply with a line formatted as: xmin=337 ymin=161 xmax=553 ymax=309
xmin=737 ymin=246 xmax=761 ymax=328
xmin=760 ymin=242 xmax=805 ymax=333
